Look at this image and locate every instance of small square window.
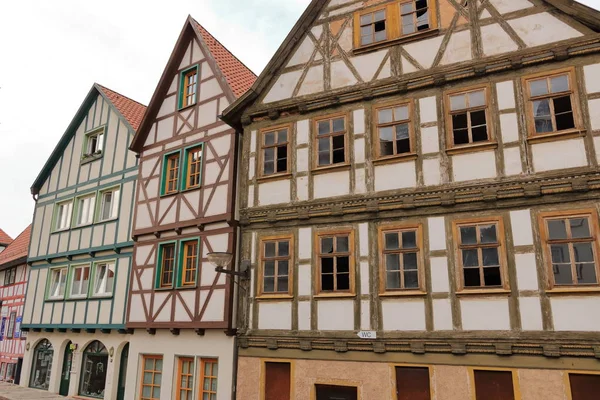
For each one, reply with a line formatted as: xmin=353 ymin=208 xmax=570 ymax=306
xmin=83 ymin=128 xmax=105 ymax=158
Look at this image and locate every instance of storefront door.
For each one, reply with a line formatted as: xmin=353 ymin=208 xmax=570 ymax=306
xmin=116 ymin=344 xmax=129 ymax=400
xmin=59 ymin=342 xmax=73 ymax=396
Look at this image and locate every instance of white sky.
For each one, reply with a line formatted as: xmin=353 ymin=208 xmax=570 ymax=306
xmin=0 ymin=0 xmax=598 ymax=238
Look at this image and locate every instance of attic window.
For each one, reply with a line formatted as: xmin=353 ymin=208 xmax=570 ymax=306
xmin=83 ymin=127 xmax=105 ymax=159
xmin=360 ymin=9 xmax=387 ymax=46
xmin=179 ymin=66 xmax=199 ymax=109
xmin=400 ymin=0 xmax=430 ymax=35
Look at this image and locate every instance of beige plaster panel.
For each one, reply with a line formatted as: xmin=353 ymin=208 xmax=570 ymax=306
xmin=519 ymin=369 xmax=567 ymax=400
xmin=433 ymin=365 xmax=471 ymax=400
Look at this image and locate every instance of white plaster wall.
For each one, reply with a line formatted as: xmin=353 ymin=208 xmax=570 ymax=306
xmin=531 ymin=138 xmax=588 ymax=172
xmin=298 ymin=227 xmax=312 ymax=260
xmin=500 ymin=113 xmax=520 ymax=143
xmin=481 ymin=23 xmax=518 ymax=57
xmin=263 ymin=71 xmax=302 ymax=103
xmin=360 ymin=300 xmax=370 ymax=330
xmin=360 ymin=261 xmax=370 ymax=295
xmin=552 ymin=297 xmax=600 ymax=331
xmin=382 ymin=299 xmax=426 ymax=331
xmin=404 ymin=36 xmax=444 ymax=69
xmin=287 ymin=36 xmax=315 ymax=67
xmin=430 ymin=257 xmax=450 ymax=293
xmin=258 ymin=179 xmax=291 ymax=205
xmin=313 ymin=170 xmax=350 ymax=199
xmin=461 ymin=298 xmax=511 ymax=330
xmin=504 ymin=147 xmax=523 ymax=176
xmin=258 ymin=302 xmax=292 ymax=330
xmin=520 ymin=297 xmax=544 ymax=331
xmin=423 ymin=158 xmax=441 ymax=186
xmin=351 ymin=50 xmax=388 ymax=81
xmin=496 ymin=81 xmax=516 ymax=110
xmin=440 ymin=30 xmax=472 ymax=65
xmin=510 ymin=209 xmax=533 ymax=246
xmin=297 ymin=65 xmax=325 ymax=96
xmin=353 ymin=109 xmax=365 ymax=135
xmin=584 ymin=63 xmax=600 ymax=94
xmin=588 ymin=98 xmax=600 ymax=131
xmin=452 ymin=151 xmax=497 ymax=182
xmin=298 ymin=264 xmax=312 ymax=296
xmin=331 ymin=60 xmax=358 ymax=89
xmin=515 ymin=253 xmax=539 ymax=291
xmin=297 ymin=120 xmax=310 ymax=145
xmin=354 ymin=138 xmax=365 ymax=164
xmin=508 ymin=13 xmax=582 ymax=47
xmin=489 ymin=0 xmax=533 ymax=14
xmin=298 ymin=301 xmax=311 ymax=331
xmin=428 ymin=217 xmax=446 ymax=251
xmin=317 ymin=300 xmax=354 ymax=331
xmin=595 ymin=137 xmax=600 ymax=164
xmin=374 ymin=162 xmax=417 ymax=191
xmin=419 ymin=97 xmax=438 ymax=123
xmin=433 ymin=298 xmax=454 ymax=331
xmin=421 ymin=127 xmax=440 ymax=154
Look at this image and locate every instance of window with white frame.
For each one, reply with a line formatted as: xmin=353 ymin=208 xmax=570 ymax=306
xmin=69 ymin=265 xmax=90 ymax=298
xmin=54 ymin=200 xmax=73 ymax=231
xmin=84 ymin=129 xmax=104 ymax=156
xmin=75 ymin=194 xmax=96 ymax=226
xmin=48 ymin=268 xmax=68 ymax=299
xmin=93 ymin=262 xmax=115 ymax=296
xmin=98 ymin=188 xmax=120 ymax=222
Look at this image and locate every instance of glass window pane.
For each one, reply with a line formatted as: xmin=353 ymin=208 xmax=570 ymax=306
xmin=332 ymin=135 xmax=345 ymax=151
xmin=337 ymin=272 xmax=350 ymax=290
xmin=553 ymin=95 xmax=573 ymax=114
xmin=278 ymin=241 xmax=289 ymax=257
xmin=464 ymin=268 xmax=481 ymax=287
xmin=385 ymin=232 xmax=399 ymax=250
xmin=533 ymin=99 xmax=551 ymax=117
xmin=264 ymin=132 xmax=275 ymax=146
xmin=402 ymin=231 xmax=417 ymax=249
xmin=452 ymin=113 xmax=468 ymax=130
xmin=460 ymin=226 xmax=477 ymax=245
xmin=535 ymin=116 xmax=553 ymax=134
xmin=550 ymin=75 xmax=569 ymax=93
xmin=482 ymin=248 xmax=500 ymax=266
xmin=404 ymin=271 xmax=419 ymax=289
xmin=360 ymin=14 xmax=372 ymax=25
xmin=577 ymin=263 xmax=598 ymax=285
xmin=321 ymin=238 xmax=334 ymax=254
xmin=277 ymin=130 xmax=288 ymax=143
xmin=529 ymin=79 xmax=549 ymax=97
xmin=480 ymin=225 xmax=497 ymax=244
xmin=375 ymin=29 xmax=386 ymax=42
xmin=470 ymin=110 xmax=487 ymax=127
xmin=387 ymin=271 xmax=400 ymax=289
xmin=553 ymin=264 xmax=573 ymax=285
xmin=321 ymin=273 xmax=334 ymax=291
xmin=574 ymin=243 xmax=594 ymax=263
xmin=403 ymin=253 xmax=418 ymax=270
xmin=395 ymin=106 xmax=409 ymax=121
xmin=321 ymin=258 xmax=334 ymax=274
xmin=453 ymin=129 xmax=469 ymax=145
xmin=337 ymin=256 xmax=349 ymax=273
xmin=462 ymin=249 xmax=479 ymax=267
xmin=318 ymin=121 xmax=330 ymax=135
xmin=551 ymin=244 xmax=570 ymax=263
xmin=374 ymin=10 xmax=385 ymax=22
xmin=336 ymin=236 xmax=349 ymax=252
xmin=265 ymin=242 xmax=276 ymax=258
xmin=380 ymin=126 xmax=394 ymax=142
xmin=472 ymin=126 xmax=488 ymax=143
xmin=450 ymin=94 xmax=466 ymax=111
xmin=483 ymin=266 xmax=502 ymax=286
xmin=386 ymin=254 xmax=400 ymax=272
xmin=263 ymin=277 xmax=275 ymax=292
xmin=264 ymin=261 xmax=275 ymax=277
xmin=548 ymin=220 xmax=568 ymax=240
xmin=318 ymin=137 xmax=330 ymax=153
xmin=396 ymin=124 xmax=409 ymax=140
xmin=332 ymin=118 xmax=345 ymax=133
xmin=378 ymin=109 xmax=393 ymax=124
xmin=469 ymin=90 xmax=486 ymax=108
xmin=570 ymin=218 xmax=591 ymax=238
xmin=278 ymin=261 xmax=289 ymax=276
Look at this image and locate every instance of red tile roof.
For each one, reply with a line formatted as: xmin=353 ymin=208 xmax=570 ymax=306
xmin=0 ymin=229 xmax=12 ymax=246
xmin=0 ymin=225 xmax=30 ymax=266
xmin=193 ymin=20 xmax=257 ymax=98
xmin=97 ymin=85 xmax=147 ymax=131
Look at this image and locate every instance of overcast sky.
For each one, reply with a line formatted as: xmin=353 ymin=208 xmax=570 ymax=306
xmin=0 ymin=0 xmax=599 ymax=238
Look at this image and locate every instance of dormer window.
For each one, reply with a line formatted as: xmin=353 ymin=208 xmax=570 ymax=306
xmin=82 ymin=127 xmax=105 ymax=159
xmin=360 ymin=9 xmax=387 ymax=46
xmin=179 ymin=66 xmax=199 ymax=109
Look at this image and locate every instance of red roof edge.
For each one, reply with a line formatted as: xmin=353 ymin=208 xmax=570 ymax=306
xmin=96 ymin=84 xmax=148 ymax=131
xmin=0 ymin=229 xmax=12 ymax=246
xmin=0 ymin=225 xmax=31 ymax=266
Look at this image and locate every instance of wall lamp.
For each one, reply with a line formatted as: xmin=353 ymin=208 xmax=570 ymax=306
xmin=207 ymin=252 xmax=249 ymax=280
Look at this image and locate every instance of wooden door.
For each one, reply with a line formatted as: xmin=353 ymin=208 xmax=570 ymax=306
xmin=264 ymin=362 xmax=291 ymax=400
xmin=396 ymin=367 xmax=431 ymax=400
xmin=569 ymin=374 xmax=600 ymax=400
xmin=59 ymin=343 xmax=73 ymax=396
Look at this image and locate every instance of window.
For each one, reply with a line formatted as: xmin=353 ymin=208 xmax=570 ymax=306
xmin=184 ymin=146 xmax=203 ymax=190
xmin=75 ymin=194 xmax=96 ymax=226
xmin=29 ymin=339 xmax=53 ymax=390
xmin=541 ymin=211 xmax=600 ymax=288
xmin=3 ymin=267 xmax=16 ymax=285
xmin=5 ymin=313 xmax=15 ymax=340
xmin=157 ymin=243 xmax=176 ymax=289
xmin=79 ymin=341 xmax=108 ymax=399
xmin=199 ymin=359 xmax=218 ymax=400
xmin=92 ymin=262 xmax=115 ymax=296
xmin=446 ymin=87 xmax=491 ymax=148
xmin=359 ymin=8 xmax=387 ymax=46
xmin=180 ymin=67 xmax=198 ymax=109
xmin=315 ymin=385 xmax=358 ymax=400
xmin=317 ymin=231 xmax=354 ymax=294
xmin=98 ymin=187 xmax=120 ymax=222
xmin=140 ymin=355 xmax=162 ymax=400
xmin=354 ymin=1 xmax=436 ymax=49
xmin=259 ymin=236 xmax=293 ymax=296
xmin=264 ymin=362 xmax=291 ymax=400
xmin=261 ymin=126 xmax=289 ymax=176
xmin=380 ymin=226 xmax=422 ymax=292
xmin=375 ymin=102 xmax=413 ymax=158
xmin=455 ymin=218 xmax=507 ymax=290
xmin=84 ymin=128 xmax=104 ymax=157
xmin=473 ymin=370 xmax=515 ymax=400
xmin=524 ymin=69 xmax=579 ymax=137
xmin=569 ymin=373 xmax=600 ymax=400
xmin=315 ymin=115 xmax=347 ymax=167
xmin=179 ymin=240 xmax=198 ymax=287
xmin=163 ymin=152 xmax=181 ymax=195
xmin=54 ymin=200 xmax=73 ymax=231
xmin=396 ymin=366 xmax=431 ymax=400
xmin=69 ymin=264 xmax=90 ymax=298
xmin=176 ymin=357 xmax=194 ymax=400
xmin=48 ymin=267 xmax=68 ymax=299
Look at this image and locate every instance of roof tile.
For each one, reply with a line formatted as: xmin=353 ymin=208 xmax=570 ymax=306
xmin=193 ymin=21 xmax=257 ymax=98
xmin=0 ymin=229 xmax=12 ymax=246
xmin=0 ymin=225 xmax=30 ymax=266
xmin=97 ymin=85 xmax=147 ymax=131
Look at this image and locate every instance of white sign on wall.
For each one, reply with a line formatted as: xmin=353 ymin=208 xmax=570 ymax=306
xmin=356 ymin=331 xmax=377 ymax=339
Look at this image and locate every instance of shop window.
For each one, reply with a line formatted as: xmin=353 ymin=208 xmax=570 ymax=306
xmin=79 ymin=341 xmax=108 ymax=399
xmin=29 ymin=339 xmax=53 ymax=390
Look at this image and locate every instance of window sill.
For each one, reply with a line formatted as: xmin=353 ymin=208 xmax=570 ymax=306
xmin=159 ymin=191 xmax=180 ymax=199
xmin=90 ymin=294 xmax=113 ymax=299
xmin=353 ymin=29 xmax=440 ymax=56
xmin=256 ymin=294 xmax=294 ymax=301
xmin=527 ymin=129 xmax=585 ymax=144
xmin=80 ymin=154 xmax=103 ymax=165
xmin=311 ymin=163 xmax=351 ymax=176
xmin=176 ymin=285 xmax=198 ymax=291
xmin=181 ymin=185 xmax=202 ymax=194
xmin=313 ymin=293 xmax=356 ymax=299
xmin=256 ymin=172 xmax=293 ymax=183
xmin=65 ymin=296 xmax=88 ymax=301
xmin=45 ymin=297 xmax=65 ymax=302
xmin=52 ymin=228 xmax=70 ymax=234
xmin=155 ymin=286 xmax=175 ymax=292
xmin=455 ymin=288 xmax=511 ymax=296
xmin=378 ymin=290 xmax=427 ymax=298
xmin=372 ymin=153 xmax=418 ymax=166
xmin=546 ymin=286 xmax=600 ymax=295
xmin=446 ymin=142 xmax=498 ymax=155
xmin=178 ymin=103 xmax=196 ymax=112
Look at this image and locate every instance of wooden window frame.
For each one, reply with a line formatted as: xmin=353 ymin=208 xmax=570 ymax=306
xmin=183 ymin=145 xmax=204 ymax=191
xmin=353 ymin=0 xmax=438 ymax=51
xmin=176 ymin=357 xmax=194 ymax=400
xmin=178 ymin=238 xmax=200 ymax=288
xmin=444 ymin=85 xmax=497 ymax=154
xmin=314 ymin=229 xmax=356 ymax=297
xmin=67 ymin=263 xmax=91 ymax=299
xmin=539 ymin=209 xmax=600 ymax=292
xmin=468 ymin=367 xmax=520 ymax=400
xmin=5 ymin=312 xmax=16 ymax=340
xmin=46 ymin=266 xmax=68 ymax=300
xmin=156 ymin=241 xmax=177 ymax=290
xmin=372 ymin=100 xmax=416 ymax=162
xmin=140 ymin=355 xmax=163 ymax=400
xmin=179 ymin=66 xmax=199 ymax=110
xmin=53 ymin=199 xmax=74 ymax=232
xmin=258 ymin=234 xmax=294 ymax=299
xmin=378 ymin=224 xmax=425 ymax=295
xmin=161 ymin=150 xmax=182 ymax=196
xmin=564 ymin=370 xmax=600 ymax=400
xmin=90 ymin=260 xmax=116 ymax=298
xmin=96 ymin=186 xmax=121 ymax=223
xmin=452 ymin=217 xmax=510 ymax=294
xmin=312 ymin=112 xmax=350 ymax=171
xmin=522 ymin=67 xmax=583 ymax=143
xmin=199 ymin=358 xmax=218 ymax=400
xmin=258 ymin=124 xmax=292 ymax=180
xmin=391 ymin=363 xmax=434 ymax=400
xmin=3 ymin=267 xmax=16 ymax=286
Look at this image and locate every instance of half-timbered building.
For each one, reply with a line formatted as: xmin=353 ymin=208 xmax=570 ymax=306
xmin=0 ymin=225 xmax=31 ymax=384
xmin=124 ymin=16 xmax=256 ymax=400
xmin=222 ymin=1 xmax=600 ymax=399
xmin=20 ymin=84 xmax=146 ymax=399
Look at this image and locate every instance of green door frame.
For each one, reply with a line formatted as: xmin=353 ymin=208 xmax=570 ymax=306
xmin=116 ymin=343 xmax=129 ymax=400
xmin=59 ymin=342 xmax=73 ymax=396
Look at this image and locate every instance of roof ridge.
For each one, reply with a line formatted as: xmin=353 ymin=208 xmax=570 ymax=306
xmin=0 ymin=228 xmax=13 ymax=245
xmin=96 ymin=83 xmax=147 ymax=108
